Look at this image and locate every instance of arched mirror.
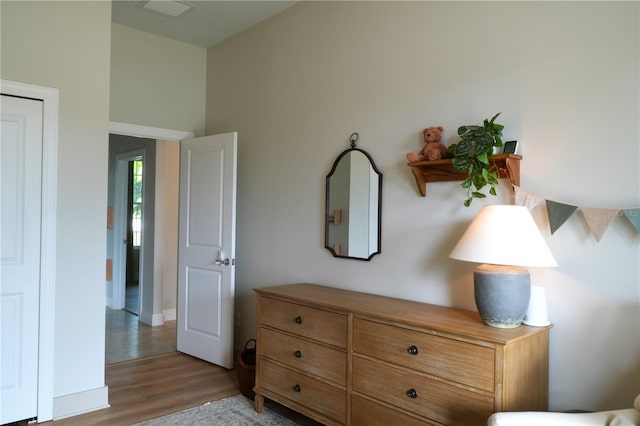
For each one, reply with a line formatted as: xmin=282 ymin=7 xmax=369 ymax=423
xmin=325 ymin=133 xmax=382 ymax=261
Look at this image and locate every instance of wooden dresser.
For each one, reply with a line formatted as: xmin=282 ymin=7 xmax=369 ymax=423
xmin=254 ymin=283 xmax=550 ymax=426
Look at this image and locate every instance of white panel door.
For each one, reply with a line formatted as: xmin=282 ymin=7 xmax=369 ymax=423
xmin=177 ymin=132 xmax=237 ymax=368
xmin=1 ymin=95 xmax=43 ymax=424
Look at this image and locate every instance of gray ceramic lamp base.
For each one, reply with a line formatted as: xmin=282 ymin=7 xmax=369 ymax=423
xmin=474 ymin=264 xmax=531 ymax=328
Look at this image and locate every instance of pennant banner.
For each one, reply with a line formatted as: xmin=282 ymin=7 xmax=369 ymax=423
xmin=512 ymin=186 xmax=639 ymax=241
xmin=623 ymin=208 xmax=640 ymax=233
xmin=514 ymin=186 xmax=545 ymax=210
xmin=545 ymin=200 xmax=578 ymax=235
xmin=580 ymin=208 xmax=620 ymax=242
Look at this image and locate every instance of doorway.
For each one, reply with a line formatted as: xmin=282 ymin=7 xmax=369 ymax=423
xmin=111 ymin=148 xmax=145 ymax=314
xmin=106 ymin=122 xmax=191 ymax=365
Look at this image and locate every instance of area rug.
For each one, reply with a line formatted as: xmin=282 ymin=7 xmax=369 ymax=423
xmin=133 ymin=394 xmax=299 ymax=426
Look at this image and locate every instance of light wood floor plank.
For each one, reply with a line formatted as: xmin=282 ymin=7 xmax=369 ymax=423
xmin=47 ymin=352 xmax=239 ymax=426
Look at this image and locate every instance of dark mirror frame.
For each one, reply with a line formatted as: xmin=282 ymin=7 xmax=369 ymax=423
xmin=325 ymin=141 xmax=382 ymax=261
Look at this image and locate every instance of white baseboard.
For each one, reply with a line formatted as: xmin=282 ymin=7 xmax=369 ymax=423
xmin=163 ymin=308 xmax=176 ymax=321
xmin=151 ymin=313 xmax=165 ymax=326
xmin=53 ymin=386 xmax=109 ymax=420
xmin=105 ymin=296 xmax=115 ymax=310
xmin=139 ymin=309 xmax=152 ymax=326
xmin=139 ymin=310 xmax=165 ymax=326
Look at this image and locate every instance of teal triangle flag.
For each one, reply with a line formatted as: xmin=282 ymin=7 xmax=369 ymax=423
xmin=546 ymin=200 xmax=578 ymax=234
xmin=623 ymin=208 xmax=640 ymax=233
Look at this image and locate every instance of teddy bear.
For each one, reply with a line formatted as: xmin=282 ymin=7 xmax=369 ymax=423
xmin=406 ymin=126 xmax=449 ymax=162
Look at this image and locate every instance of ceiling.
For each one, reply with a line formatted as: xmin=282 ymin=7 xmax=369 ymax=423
xmin=112 ymin=0 xmax=297 ymax=48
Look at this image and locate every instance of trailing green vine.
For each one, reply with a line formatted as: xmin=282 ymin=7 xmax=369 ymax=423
xmin=447 ymin=113 xmax=504 ymax=207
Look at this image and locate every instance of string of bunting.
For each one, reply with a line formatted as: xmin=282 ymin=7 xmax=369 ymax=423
xmin=513 ymin=186 xmax=640 ymax=241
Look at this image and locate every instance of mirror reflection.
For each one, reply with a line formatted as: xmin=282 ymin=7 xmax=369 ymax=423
xmin=325 ymin=134 xmax=382 ymax=261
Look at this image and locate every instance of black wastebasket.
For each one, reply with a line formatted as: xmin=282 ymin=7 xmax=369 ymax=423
xmin=237 ymin=339 xmax=256 ymax=400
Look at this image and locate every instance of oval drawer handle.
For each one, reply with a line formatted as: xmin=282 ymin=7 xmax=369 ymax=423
xmin=295 ymin=316 xmax=303 ymax=324
xmin=406 ymin=388 xmax=418 ymax=399
xmin=294 ymin=350 xmax=302 ymax=358
xmin=293 ymin=384 xmax=302 ymax=392
xmin=407 ymin=345 xmax=419 ymax=355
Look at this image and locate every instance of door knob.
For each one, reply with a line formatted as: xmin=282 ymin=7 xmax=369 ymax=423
xmin=214 ymin=250 xmax=230 ymax=266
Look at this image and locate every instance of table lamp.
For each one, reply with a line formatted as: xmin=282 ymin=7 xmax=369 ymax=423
xmin=449 ymin=205 xmax=557 ymax=328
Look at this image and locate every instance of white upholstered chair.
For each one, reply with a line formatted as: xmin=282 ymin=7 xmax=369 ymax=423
xmin=488 ymin=394 xmax=640 ymax=426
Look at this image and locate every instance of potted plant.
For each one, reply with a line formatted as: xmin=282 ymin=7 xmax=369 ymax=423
xmin=447 ymin=113 xmax=504 ymax=206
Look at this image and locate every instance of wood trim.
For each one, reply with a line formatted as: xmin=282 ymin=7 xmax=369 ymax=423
xmin=106 ymin=259 xmax=113 ymax=282
xmin=107 ymin=206 xmax=114 ymax=229
xmin=407 ymin=154 xmax=522 ymax=197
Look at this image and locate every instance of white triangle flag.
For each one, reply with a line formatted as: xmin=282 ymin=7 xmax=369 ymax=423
xmin=580 ymin=208 xmax=619 ymax=242
xmin=514 ymin=186 xmax=545 ymax=210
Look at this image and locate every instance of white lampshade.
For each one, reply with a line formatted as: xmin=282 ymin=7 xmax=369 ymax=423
xmin=449 ymin=205 xmax=557 ymax=267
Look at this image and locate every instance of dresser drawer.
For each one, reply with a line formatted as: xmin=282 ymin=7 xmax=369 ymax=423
xmin=259 ymin=327 xmax=346 ymax=385
xmin=353 ymin=318 xmax=494 ymax=391
xmin=259 ymin=358 xmax=346 ymax=424
xmin=351 ymin=394 xmax=436 ymax=426
xmin=353 ymin=356 xmax=493 ymax=426
xmin=259 ymin=297 xmax=347 ymax=348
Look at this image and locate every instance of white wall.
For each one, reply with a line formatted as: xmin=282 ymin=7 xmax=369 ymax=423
xmin=110 ymin=23 xmax=207 ymax=136
xmin=108 ymin=24 xmax=206 ymax=322
xmin=156 ymin=140 xmax=180 ymax=320
xmin=207 ymin=1 xmax=639 ymax=412
xmin=1 ymin=0 xmax=111 ymax=417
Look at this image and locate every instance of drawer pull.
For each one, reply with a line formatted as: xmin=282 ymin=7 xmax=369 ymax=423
xmin=295 ymin=316 xmax=303 ymax=324
xmin=293 ymin=384 xmax=302 ymax=392
xmin=406 ymin=388 xmax=418 ymax=399
xmin=294 ymin=350 xmax=302 ymax=358
xmin=407 ymin=345 xmax=419 ymax=355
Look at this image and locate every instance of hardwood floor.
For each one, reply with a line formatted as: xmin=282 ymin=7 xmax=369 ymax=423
xmin=45 ymin=352 xmax=319 ymax=426
xmin=48 ymin=352 xmax=239 ymax=425
xmin=124 ymin=282 xmax=139 ymax=316
xmin=42 ymin=295 xmax=318 ymax=425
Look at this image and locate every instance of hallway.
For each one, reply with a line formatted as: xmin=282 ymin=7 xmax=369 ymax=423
xmin=106 ymin=280 xmax=177 ymax=364
xmin=105 ymin=308 xmax=176 ymax=364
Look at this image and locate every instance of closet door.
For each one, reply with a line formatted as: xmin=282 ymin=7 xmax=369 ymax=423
xmin=1 ymin=94 xmax=43 ymax=424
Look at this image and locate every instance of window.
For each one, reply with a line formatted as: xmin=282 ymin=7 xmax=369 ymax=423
xmin=131 ymin=160 xmax=143 ymax=247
